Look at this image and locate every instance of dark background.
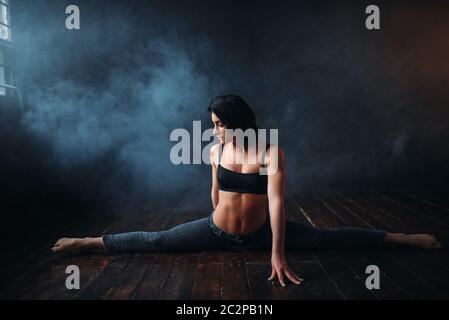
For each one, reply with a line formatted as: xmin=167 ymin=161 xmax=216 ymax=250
xmin=1 ymin=0 xmax=448 ymax=254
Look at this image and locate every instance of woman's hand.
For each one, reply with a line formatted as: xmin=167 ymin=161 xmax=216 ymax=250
xmin=268 ymin=253 xmax=303 ymax=287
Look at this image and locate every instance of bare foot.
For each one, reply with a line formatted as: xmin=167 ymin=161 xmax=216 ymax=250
xmin=385 ymin=233 xmax=443 ymax=249
xmin=51 ymin=238 xmax=85 ymax=253
xmin=404 ymin=234 xmax=442 ymax=250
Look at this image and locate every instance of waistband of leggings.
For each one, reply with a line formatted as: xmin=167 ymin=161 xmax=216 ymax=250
xmin=209 ymin=210 xmax=269 ymax=242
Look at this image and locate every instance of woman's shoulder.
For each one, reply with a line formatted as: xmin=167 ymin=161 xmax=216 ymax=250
xmin=265 ymin=144 xmax=284 ymax=156
xmin=264 ymin=144 xmax=285 ymax=167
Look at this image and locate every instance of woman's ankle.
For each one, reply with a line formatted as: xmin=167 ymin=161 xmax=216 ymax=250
xmin=383 ymin=232 xmax=407 ymax=247
xmin=80 ymin=237 xmax=105 ymax=249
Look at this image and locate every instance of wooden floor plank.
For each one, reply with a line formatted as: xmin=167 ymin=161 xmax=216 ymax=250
xmin=249 ymin=261 xmax=339 ymax=300
xmin=5 ymin=214 xmax=122 ymax=300
xmin=310 ymin=249 xmax=376 ymax=300
xmin=317 ymin=194 xmax=412 ymax=299
xmin=101 ymin=255 xmax=153 ymax=300
xmin=6 ymin=192 xmax=449 ymax=300
xmin=79 ymin=212 xmax=170 ymax=299
xmin=20 ymin=254 xmax=91 ymax=300
xmin=353 ymin=193 xmax=446 ymax=235
xmin=343 ymin=193 xmax=413 ymax=233
xmin=245 ymin=262 xmax=285 ymax=300
xmin=327 ymin=193 xmax=392 ymax=230
xmin=387 ymin=193 xmax=449 ymax=226
xmin=284 ymin=197 xmax=320 ymax=263
xmin=297 ymin=194 xmax=424 ymax=299
xmin=349 ymin=248 xmax=440 ymax=299
xmin=294 ymin=195 xmax=377 ymax=299
xmin=77 ymin=255 xmax=133 ymax=299
xmin=220 ymin=253 xmax=249 ymax=300
xmin=46 ymin=255 xmax=115 ymax=300
xmin=294 ymin=194 xmax=345 ymax=228
xmin=408 ymin=192 xmax=449 ymax=210
xmin=131 ymin=261 xmax=176 ymax=300
xmin=0 ymin=211 xmax=117 ymax=298
xmin=280 ymin=262 xmax=345 ymax=300
xmin=342 ymin=193 xmax=448 ymax=298
xmin=198 ymin=251 xmax=224 ymax=264
xmin=373 ymin=193 xmax=449 ymax=267
xmin=320 ymin=194 xmax=409 ymax=299
xmin=290 ymin=195 xmax=367 ymax=300
xmin=160 ymin=209 xmax=211 ymax=300
xmin=318 ymin=194 xmax=413 ymax=298
xmin=333 ymin=249 xmax=409 ymax=300
xmin=373 ymin=192 xmax=448 ymax=228
xmin=0 ymin=209 xmax=97 ymax=285
xmin=379 ymin=249 xmax=449 ymax=298
xmin=333 ymin=193 xmax=395 ymax=230
xmin=154 ymin=255 xmax=198 ymax=300
xmin=190 ymin=261 xmax=222 ymax=300
xmin=244 ymin=251 xmax=272 ymax=264
xmin=131 ymin=211 xmax=188 ymax=299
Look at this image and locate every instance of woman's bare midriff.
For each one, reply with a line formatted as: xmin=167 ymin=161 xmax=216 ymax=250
xmin=213 ymin=191 xmax=268 ymax=235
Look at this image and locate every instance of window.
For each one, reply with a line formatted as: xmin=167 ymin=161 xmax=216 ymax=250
xmin=0 ymin=48 xmax=5 ymax=95
xmin=0 ymin=0 xmax=20 ymax=103
xmin=0 ymin=0 xmax=10 ymax=41
xmin=0 ymin=0 xmax=10 ymax=96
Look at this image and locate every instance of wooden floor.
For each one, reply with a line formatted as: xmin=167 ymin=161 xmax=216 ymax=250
xmin=1 ymin=192 xmax=449 ymax=300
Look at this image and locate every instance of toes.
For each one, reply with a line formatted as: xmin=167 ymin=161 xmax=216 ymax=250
xmin=428 ymin=235 xmax=442 ymax=249
xmin=433 ymin=241 xmax=442 ymax=249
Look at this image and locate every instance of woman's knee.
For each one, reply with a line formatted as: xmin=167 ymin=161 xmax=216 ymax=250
xmin=103 ymin=231 xmax=170 ymax=253
xmin=139 ymin=230 xmax=178 ymax=252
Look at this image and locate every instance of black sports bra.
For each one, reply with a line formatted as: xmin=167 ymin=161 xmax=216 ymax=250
xmin=217 ymin=144 xmax=270 ymax=195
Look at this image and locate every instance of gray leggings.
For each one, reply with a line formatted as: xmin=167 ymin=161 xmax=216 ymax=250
xmin=103 ymin=210 xmax=386 ymax=253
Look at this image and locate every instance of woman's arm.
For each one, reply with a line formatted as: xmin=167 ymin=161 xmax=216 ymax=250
xmin=267 ymin=146 xmax=286 ymax=256
xmin=267 ymin=146 xmax=302 ymax=286
xmin=210 ymin=144 xmax=220 ymax=209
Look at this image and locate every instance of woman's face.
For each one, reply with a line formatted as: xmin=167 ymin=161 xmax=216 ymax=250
xmin=211 ymin=112 xmax=227 ymax=144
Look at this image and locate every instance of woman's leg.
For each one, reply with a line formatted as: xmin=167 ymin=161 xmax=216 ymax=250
xmin=53 ymin=215 xmax=227 ymax=253
xmin=383 ymin=232 xmax=442 ymax=249
xmin=52 ymin=237 xmax=104 ymax=253
xmin=284 ymin=220 xmax=442 ymax=250
xmin=285 ymin=220 xmax=386 ymax=250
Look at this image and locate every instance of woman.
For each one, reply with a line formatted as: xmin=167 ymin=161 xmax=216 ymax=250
xmin=52 ymin=95 xmax=442 ymax=287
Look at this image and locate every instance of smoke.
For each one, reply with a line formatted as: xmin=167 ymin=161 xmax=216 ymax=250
xmin=21 ymin=44 xmax=211 ymax=182
xmin=10 ymin=0 xmax=223 ymax=213
xmin=5 ymin=0 xmax=449 ymax=221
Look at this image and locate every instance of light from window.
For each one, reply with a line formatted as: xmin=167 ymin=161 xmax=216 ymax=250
xmin=0 ymin=49 xmax=5 ymax=95
xmin=0 ymin=1 xmax=10 ymax=41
